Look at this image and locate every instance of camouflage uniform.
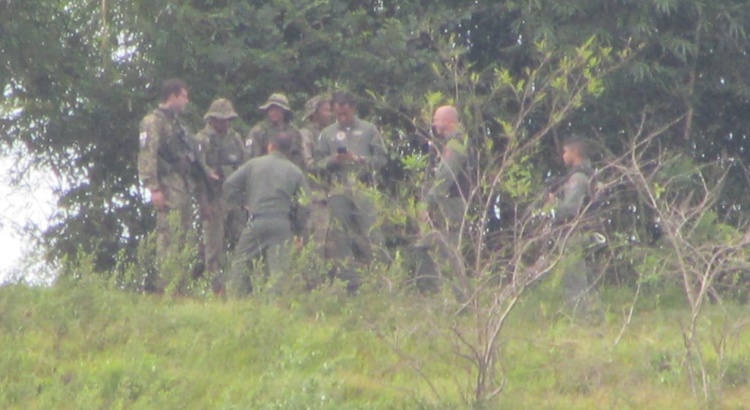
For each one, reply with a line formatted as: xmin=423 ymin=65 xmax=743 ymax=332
xmin=138 ymin=106 xmax=199 ymax=290
xmin=315 ymin=116 xmax=388 ymax=289
xmin=195 ymin=99 xmax=247 ymax=278
xmin=414 ymin=130 xmax=471 ymax=294
xmin=223 ymin=151 xmax=310 ymax=297
xmin=298 ymin=95 xmax=331 ymax=254
xmin=245 ymin=93 xmax=305 ymax=170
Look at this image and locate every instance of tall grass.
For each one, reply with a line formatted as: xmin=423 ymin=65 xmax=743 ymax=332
xmin=1 ymin=278 xmax=748 ymax=409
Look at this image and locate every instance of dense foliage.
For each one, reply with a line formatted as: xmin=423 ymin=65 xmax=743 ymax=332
xmin=3 ymin=2 xmax=750 ymax=406
xmin=2 ymin=0 xmax=750 ymax=272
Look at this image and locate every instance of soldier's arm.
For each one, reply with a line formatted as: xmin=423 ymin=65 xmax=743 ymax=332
xmin=300 ymin=129 xmax=317 ymax=170
xmin=244 ymin=126 xmax=259 ymax=158
xmin=223 ymin=164 xmax=249 ymax=207
xmin=426 ymin=141 xmax=467 ymax=204
xmin=291 ymin=175 xmax=311 ymax=238
xmin=554 ymin=172 xmax=589 ymax=219
xmin=367 ymin=126 xmax=388 ymax=170
xmin=231 ymin=132 xmax=249 ymax=166
xmin=247 ymin=125 xmax=269 ymax=158
xmin=137 ymin=115 xmax=162 ymax=192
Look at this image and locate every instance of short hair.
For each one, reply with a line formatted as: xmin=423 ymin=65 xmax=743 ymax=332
xmin=160 ymin=78 xmax=187 ymax=102
xmin=331 ymin=91 xmax=357 ymax=108
xmin=272 ymin=131 xmax=294 ymax=154
xmin=563 ymin=137 xmax=590 ymax=160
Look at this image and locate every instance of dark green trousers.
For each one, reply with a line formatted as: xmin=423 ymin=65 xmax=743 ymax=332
xmin=226 ymin=216 xmax=292 ymax=297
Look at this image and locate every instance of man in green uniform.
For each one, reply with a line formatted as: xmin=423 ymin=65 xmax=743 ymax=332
xmin=245 ymin=93 xmax=305 ymax=170
xmin=138 ymin=78 xmax=215 ymax=292
xmin=223 ymin=132 xmax=310 ymax=297
xmin=298 ymin=95 xmax=333 ymax=256
xmin=195 ymin=98 xmax=247 ymax=283
xmin=315 ymin=91 xmax=388 ymax=291
xmin=546 ymin=137 xmax=600 ymax=318
xmin=414 ymin=105 xmax=472 ymax=294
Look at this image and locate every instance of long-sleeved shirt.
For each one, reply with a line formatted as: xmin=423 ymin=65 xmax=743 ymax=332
xmin=554 ymin=161 xmax=593 ymax=220
xmin=223 ymin=151 xmax=310 ymax=234
xmin=315 ymin=116 xmax=388 ymax=187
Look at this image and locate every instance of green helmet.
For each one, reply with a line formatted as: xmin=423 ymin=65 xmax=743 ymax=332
xmin=259 ymin=93 xmax=292 ymax=112
xmin=204 ymin=98 xmax=239 ymax=120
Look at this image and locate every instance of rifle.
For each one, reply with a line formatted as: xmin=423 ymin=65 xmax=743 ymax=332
xmin=174 ymin=122 xmax=220 ymax=199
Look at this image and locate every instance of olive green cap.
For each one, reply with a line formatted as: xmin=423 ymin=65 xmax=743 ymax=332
xmin=203 ymin=98 xmax=239 ymax=120
xmin=259 ymin=93 xmax=292 ymax=112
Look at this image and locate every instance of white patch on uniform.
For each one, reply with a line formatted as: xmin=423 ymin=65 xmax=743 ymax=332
xmin=336 ymin=131 xmax=346 ymax=141
xmin=245 ymin=139 xmax=252 ymax=148
xmin=353 ymin=130 xmax=363 ymax=136
xmin=139 ymin=132 xmax=149 ymax=149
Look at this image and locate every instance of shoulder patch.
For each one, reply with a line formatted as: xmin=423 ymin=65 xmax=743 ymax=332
xmin=139 ymin=131 xmax=149 ymax=149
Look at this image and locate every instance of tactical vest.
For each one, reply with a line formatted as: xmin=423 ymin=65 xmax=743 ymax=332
xmin=154 ymin=108 xmax=196 ymax=178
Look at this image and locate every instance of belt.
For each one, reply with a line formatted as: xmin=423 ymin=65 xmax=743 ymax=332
xmin=248 ymin=211 xmax=289 ymax=220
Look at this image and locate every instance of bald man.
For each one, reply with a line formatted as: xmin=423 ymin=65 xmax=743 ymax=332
xmin=425 ymin=106 xmax=471 ymax=230
xmin=414 ymin=105 xmax=472 ymax=295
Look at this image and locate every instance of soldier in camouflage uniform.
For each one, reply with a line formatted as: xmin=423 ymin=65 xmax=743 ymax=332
xmin=245 ymin=93 xmax=305 ymax=170
xmin=138 ymin=79 xmax=217 ymax=292
xmin=414 ymin=105 xmax=472 ymax=295
xmin=195 ymin=98 xmax=247 ymax=284
xmin=315 ymin=91 xmax=388 ymax=292
xmin=298 ymin=95 xmax=333 ymax=257
xmin=299 ymin=95 xmax=333 ymax=169
xmin=223 ymin=132 xmax=310 ymax=297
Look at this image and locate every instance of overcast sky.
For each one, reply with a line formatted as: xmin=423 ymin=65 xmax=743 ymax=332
xmin=0 ymin=155 xmax=56 ymax=284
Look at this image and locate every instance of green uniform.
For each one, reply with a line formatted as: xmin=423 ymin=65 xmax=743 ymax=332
xmin=245 ymin=120 xmax=305 ymax=171
xmin=553 ymin=163 xmax=592 ymax=220
xmin=195 ymin=125 xmax=247 ymax=275
xmin=415 ymin=130 xmax=471 ymax=295
xmin=138 ymin=107 xmax=199 ymax=291
xmin=426 ymin=130 xmax=471 ymax=234
xmin=223 ymin=151 xmax=310 ymax=297
xmin=315 ymin=116 xmax=388 ymax=290
xmin=552 ymin=160 xmax=600 ymax=319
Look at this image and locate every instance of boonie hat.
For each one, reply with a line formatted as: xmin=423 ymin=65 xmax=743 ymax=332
xmin=303 ymin=95 xmax=330 ymax=121
xmin=259 ymin=93 xmax=292 ymax=112
xmin=204 ymin=98 xmax=238 ymax=120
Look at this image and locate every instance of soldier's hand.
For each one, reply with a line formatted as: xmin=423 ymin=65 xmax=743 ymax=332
xmin=545 ymin=192 xmax=556 ymax=206
xmin=294 ymin=236 xmax=305 ymax=250
xmin=207 ymin=170 xmax=221 ymax=181
xmin=151 ymin=189 xmax=166 ymax=210
xmin=352 ymin=154 xmax=366 ymax=164
xmin=332 ymin=153 xmax=348 ymax=164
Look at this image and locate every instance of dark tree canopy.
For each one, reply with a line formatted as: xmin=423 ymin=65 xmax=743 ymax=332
xmin=2 ymin=0 xmax=750 ymax=272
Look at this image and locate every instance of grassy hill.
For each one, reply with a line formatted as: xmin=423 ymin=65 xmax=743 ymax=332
xmin=1 ymin=278 xmax=749 ymax=409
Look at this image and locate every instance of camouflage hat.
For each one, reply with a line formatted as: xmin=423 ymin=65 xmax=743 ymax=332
xmin=203 ymin=98 xmax=239 ymax=120
xmin=302 ymin=94 xmax=330 ymax=121
xmin=259 ymin=93 xmax=292 ymax=112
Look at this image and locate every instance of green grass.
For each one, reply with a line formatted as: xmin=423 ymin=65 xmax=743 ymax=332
xmin=1 ymin=279 xmax=749 ymax=409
